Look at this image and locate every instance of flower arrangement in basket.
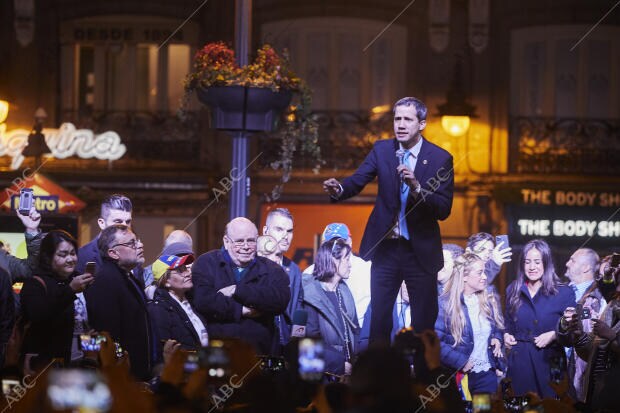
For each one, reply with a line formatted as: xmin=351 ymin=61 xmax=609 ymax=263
xmin=181 ymin=42 xmax=322 ymax=199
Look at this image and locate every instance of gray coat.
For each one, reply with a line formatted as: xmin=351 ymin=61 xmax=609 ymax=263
xmin=302 ymin=274 xmax=359 ymax=375
xmin=0 ymin=231 xmax=42 ymax=283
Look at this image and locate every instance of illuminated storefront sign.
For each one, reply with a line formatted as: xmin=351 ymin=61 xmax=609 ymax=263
xmin=0 ymin=122 xmax=126 ymax=169
xmin=500 ymin=187 xmax=620 ymax=247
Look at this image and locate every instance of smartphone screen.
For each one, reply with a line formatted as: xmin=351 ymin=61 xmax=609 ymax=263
xmin=184 ymin=351 xmax=199 ymax=374
xmin=611 ymin=253 xmax=620 ymax=268
xmin=298 ymin=338 xmax=325 ymax=382
xmin=495 ymin=234 xmax=509 ymax=248
xmin=472 ymin=394 xmax=491 ymax=412
xmin=2 ymin=379 xmax=20 ymax=396
xmin=47 ymin=369 xmax=112 ymax=412
xmin=200 ymin=345 xmax=230 ymax=378
xmin=79 ymin=334 xmax=106 ymax=352
xmin=85 ymin=262 xmax=97 ymax=275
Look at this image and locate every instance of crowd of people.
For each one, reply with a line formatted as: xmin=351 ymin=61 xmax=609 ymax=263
xmin=0 ymin=96 xmax=618 ymax=412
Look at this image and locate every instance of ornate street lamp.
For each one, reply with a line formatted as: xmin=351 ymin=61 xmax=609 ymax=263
xmin=436 ymin=58 xmax=477 ymax=137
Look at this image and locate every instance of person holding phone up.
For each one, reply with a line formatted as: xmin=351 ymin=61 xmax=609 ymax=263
xmin=556 ymin=254 xmax=620 ymax=411
xmin=20 ymin=230 xmax=95 ymax=372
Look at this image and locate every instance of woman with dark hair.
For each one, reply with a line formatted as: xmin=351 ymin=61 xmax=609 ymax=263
xmin=504 ymin=239 xmax=575 ymax=398
xmin=20 ymin=230 xmax=95 ymax=371
xmin=302 ymin=238 xmax=359 ymax=377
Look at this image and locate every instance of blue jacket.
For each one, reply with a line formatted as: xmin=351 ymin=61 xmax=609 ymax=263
xmin=504 ymin=282 xmax=575 ymax=398
xmin=336 ymin=138 xmax=453 ymax=272
xmin=302 ymin=274 xmax=359 ymax=375
xmin=435 ymin=294 xmax=503 ymax=371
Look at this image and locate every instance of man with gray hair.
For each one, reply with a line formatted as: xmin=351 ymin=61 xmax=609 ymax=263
xmin=85 ymin=224 xmax=154 ymax=381
xmin=559 ymin=247 xmax=605 ymax=402
xmin=192 ymin=217 xmax=290 ymax=354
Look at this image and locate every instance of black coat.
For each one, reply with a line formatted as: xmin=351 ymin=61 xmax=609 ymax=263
xmin=191 ymin=249 xmax=290 ymax=355
xmin=0 ymin=268 xmax=15 ymax=367
xmin=148 ymin=288 xmax=208 ymax=361
xmin=85 ymin=259 xmax=153 ymax=381
xmin=20 ymin=272 xmax=76 ymax=365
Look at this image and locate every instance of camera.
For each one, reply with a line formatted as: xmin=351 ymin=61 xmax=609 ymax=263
xmin=575 ymin=304 xmax=592 ymax=320
xmin=18 ymin=188 xmax=34 ymax=216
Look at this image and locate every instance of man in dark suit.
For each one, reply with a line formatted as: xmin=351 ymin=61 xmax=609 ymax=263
xmin=85 ymin=224 xmax=153 ymax=381
xmin=323 ymin=97 xmax=453 ymax=345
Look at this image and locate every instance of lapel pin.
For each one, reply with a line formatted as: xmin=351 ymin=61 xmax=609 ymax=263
xmin=423 ymin=159 xmax=428 ymax=165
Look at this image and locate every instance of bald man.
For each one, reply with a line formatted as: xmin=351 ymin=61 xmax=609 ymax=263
xmin=191 ymin=218 xmax=290 ymax=354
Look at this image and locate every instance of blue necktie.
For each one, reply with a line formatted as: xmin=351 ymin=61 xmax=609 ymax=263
xmin=399 ymin=150 xmax=411 ymax=240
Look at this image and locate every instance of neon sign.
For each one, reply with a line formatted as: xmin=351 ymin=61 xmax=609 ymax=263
xmin=0 ymin=122 xmax=126 ymax=169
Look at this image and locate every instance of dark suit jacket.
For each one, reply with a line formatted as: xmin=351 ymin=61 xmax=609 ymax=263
xmin=337 ymin=138 xmax=453 ymax=273
xmin=85 ymin=259 xmax=153 ymax=381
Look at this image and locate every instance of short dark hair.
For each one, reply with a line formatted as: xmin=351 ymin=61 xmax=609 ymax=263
xmin=100 ymin=194 xmax=132 ymax=220
xmin=442 ymin=243 xmax=464 ymax=261
xmin=466 ymin=232 xmax=494 ymax=250
xmin=393 ymin=97 xmax=427 ymax=121
xmin=312 ymin=238 xmax=351 ymax=282
xmin=39 ymin=230 xmax=78 ymax=275
xmin=266 ymin=208 xmax=294 ymax=225
xmin=98 ymin=224 xmax=131 ymax=259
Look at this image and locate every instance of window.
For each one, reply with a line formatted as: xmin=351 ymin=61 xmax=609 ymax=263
xmin=261 ymin=18 xmax=407 ymax=111
xmin=60 ymin=17 xmax=197 ymax=114
xmin=511 ymin=25 xmax=620 ymax=118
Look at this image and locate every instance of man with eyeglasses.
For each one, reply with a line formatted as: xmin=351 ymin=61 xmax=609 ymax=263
xmin=192 ymin=217 xmax=290 ymax=355
xmin=85 ymin=224 xmax=154 ymax=381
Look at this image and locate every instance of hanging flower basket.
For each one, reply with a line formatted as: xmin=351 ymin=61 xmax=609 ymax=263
xmin=196 ymin=85 xmax=292 ymax=132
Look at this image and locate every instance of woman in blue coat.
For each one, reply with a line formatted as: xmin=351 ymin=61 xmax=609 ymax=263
xmin=435 ymin=253 xmax=505 ymax=394
xmin=302 ymin=238 xmax=359 ymax=377
xmin=504 ymin=239 xmax=576 ymax=398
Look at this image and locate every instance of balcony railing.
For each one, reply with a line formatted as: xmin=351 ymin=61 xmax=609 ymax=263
xmin=510 ymin=117 xmax=620 ymax=175
xmin=257 ymin=110 xmax=394 ymax=171
xmin=61 ymin=110 xmax=205 ymax=164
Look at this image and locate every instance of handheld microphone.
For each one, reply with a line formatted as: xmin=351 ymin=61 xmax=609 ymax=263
xmin=291 ymin=309 xmax=308 ymax=338
xmin=396 ymin=149 xmax=406 ymax=184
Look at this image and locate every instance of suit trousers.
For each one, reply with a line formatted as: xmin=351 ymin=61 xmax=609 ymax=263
xmin=369 ymin=238 xmax=439 ymax=344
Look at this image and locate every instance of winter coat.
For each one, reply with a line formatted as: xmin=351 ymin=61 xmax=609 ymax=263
xmin=148 ymin=288 xmax=208 ymax=361
xmin=302 ymin=274 xmax=359 ymax=375
xmin=191 ymin=249 xmax=290 ymax=355
xmin=85 ymin=259 xmax=153 ymax=381
xmin=505 ymin=282 xmax=575 ymax=398
xmin=435 ymin=294 xmax=503 ymax=372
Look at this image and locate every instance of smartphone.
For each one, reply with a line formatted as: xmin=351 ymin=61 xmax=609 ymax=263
xmin=85 ymin=261 xmax=97 ymax=275
xmin=79 ymin=334 xmax=106 ymax=352
xmin=18 ymin=188 xmax=34 ymax=216
xmin=2 ymin=379 xmax=20 ymax=396
xmin=199 ymin=343 xmax=231 ymax=378
xmin=114 ymin=342 xmax=123 ymax=359
xmin=575 ymin=304 xmax=592 ymax=320
xmin=611 ymin=253 xmax=620 ymax=268
xmin=472 ymin=393 xmax=491 ymax=413
xmin=495 ymin=234 xmax=509 ymax=248
xmin=47 ymin=369 xmax=112 ymax=412
xmin=549 ymin=355 xmax=565 ymax=384
xmin=258 ymin=355 xmax=286 ymax=372
xmin=184 ymin=351 xmax=200 ymax=374
xmin=298 ymin=338 xmax=325 ymax=382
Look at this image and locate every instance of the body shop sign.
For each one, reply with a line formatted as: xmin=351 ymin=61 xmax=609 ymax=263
xmin=501 ymin=188 xmax=620 ymax=247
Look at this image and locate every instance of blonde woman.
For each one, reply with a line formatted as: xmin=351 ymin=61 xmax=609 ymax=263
xmin=435 ymin=253 xmax=505 ymax=394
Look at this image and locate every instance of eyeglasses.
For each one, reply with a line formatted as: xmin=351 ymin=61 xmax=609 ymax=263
xmin=226 ymin=236 xmax=257 ymax=248
xmin=112 ymin=238 xmax=142 ymax=250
